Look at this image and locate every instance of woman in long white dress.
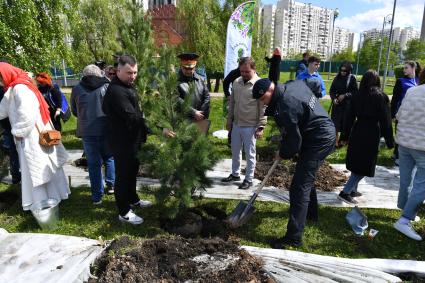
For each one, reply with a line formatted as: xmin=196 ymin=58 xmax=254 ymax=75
xmin=0 ymin=62 xmax=70 ymax=210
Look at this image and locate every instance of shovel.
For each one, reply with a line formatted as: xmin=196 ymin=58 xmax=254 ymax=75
xmin=226 ymin=159 xmax=279 ymax=229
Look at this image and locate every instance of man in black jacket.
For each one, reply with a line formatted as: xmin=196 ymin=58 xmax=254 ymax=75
xmin=253 ymin=78 xmax=336 ymax=248
xmin=102 ymin=55 xmax=152 ymax=225
xmin=177 ymin=53 xmax=210 ymax=123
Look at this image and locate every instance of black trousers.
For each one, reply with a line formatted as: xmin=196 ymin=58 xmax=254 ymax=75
xmin=113 ymin=149 xmax=140 ymax=216
xmin=285 ymin=158 xmax=323 ymax=243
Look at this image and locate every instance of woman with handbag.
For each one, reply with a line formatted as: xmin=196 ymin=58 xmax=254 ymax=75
xmin=0 ymin=62 xmax=70 ymax=211
xmin=35 ymin=72 xmax=63 ymax=132
xmin=329 ymin=62 xmax=358 ymax=147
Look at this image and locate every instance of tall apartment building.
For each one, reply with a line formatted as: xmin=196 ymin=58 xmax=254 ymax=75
xmin=265 ymin=0 xmax=345 ymax=59
xmin=333 ymin=27 xmax=353 ymax=54
xmin=364 ymin=26 xmax=420 ymax=50
xmin=261 ymin=4 xmax=277 ymax=52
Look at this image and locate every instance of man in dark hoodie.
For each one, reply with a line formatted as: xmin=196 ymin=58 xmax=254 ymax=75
xmin=71 ymin=64 xmax=115 ymax=204
xmin=252 ymin=78 xmax=336 ymax=249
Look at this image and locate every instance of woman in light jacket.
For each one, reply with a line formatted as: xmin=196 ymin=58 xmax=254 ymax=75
xmin=393 ymin=69 xmax=425 ymax=241
xmin=0 ymin=63 xmax=69 ymax=211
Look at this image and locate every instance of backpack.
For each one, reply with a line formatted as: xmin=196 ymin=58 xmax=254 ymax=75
xmin=47 ymin=84 xmax=71 ymax=123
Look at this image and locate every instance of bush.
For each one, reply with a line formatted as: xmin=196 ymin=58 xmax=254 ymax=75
xmin=393 ymin=65 xmax=404 ymax=79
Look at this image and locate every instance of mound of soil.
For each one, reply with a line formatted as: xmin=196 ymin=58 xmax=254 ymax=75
xmin=160 ymin=205 xmax=229 ymax=239
xmin=91 ymin=236 xmax=275 ymax=283
xmin=254 ymin=160 xmax=347 ymax=192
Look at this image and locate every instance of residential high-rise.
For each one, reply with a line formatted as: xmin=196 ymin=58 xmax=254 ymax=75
xmin=364 ymin=26 xmax=420 ymax=50
xmin=261 ymin=4 xmax=277 ymax=52
xmin=267 ymin=0 xmax=343 ymax=59
xmin=333 ymin=28 xmax=352 ymax=54
xmin=347 ymin=33 xmax=355 ymax=51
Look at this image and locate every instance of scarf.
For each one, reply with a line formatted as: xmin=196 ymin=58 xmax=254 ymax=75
xmin=0 ymin=62 xmax=50 ymax=125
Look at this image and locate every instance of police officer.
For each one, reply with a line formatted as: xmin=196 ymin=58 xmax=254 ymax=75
xmin=252 ymin=78 xmax=336 ymax=248
xmin=177 ymin=53 xmax=210 ymax=127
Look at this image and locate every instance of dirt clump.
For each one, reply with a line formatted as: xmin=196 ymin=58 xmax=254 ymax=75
xmin=254 ymin=160 xmax=347 ymax=192
xmin=91 ymin=236 xmax=275 ymax=283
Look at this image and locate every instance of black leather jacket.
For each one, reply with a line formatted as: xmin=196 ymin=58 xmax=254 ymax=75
xmin=177 ymin=69 xmax=210 ymax=120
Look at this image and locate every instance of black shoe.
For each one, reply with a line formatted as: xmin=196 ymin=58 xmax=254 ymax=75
xmin=238 ymin=180 xmax=252 ymax=190
xmin=106 ymin=184 xmax=114 ymax=194
xmin=221 ymin=174 xmax=241 ymax=182
xmin=270 ymin=237 xmax=302 ymax=249
xmin=350 ymin=191 xmax=362 ymax=198
xmin=338 ymin=191 xmax=358 ymax=205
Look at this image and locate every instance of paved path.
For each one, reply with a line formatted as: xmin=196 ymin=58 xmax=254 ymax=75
xmin=2 ymin=150 xmax=402 ymax=209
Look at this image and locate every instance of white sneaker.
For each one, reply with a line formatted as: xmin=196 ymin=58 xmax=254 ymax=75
xmin=118 ymin=210 xmax=144 ymax=225
xmin=414 ymin=216 xmax=421 ymax=222
xmin=131 ymin=199 xmax=153 ymax=208
xmin=394 ymin=220 xmax=422 ymax=241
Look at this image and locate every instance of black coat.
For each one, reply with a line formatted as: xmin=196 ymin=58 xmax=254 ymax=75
xmin=38 ymin=84 xmax=63 ymax=131
xmin=265 ymin=80 xmax=336 ymax=160
xmin=344 ymin=88 xmax=394 ymax=177
xmin=330 ymin=74 xmax=358 ymax=134
xmin=223 ymin=68 xmax=241 ymax=98
xmin=265 ymin=55 xmax=281 ymax=84
xmin=177 ymin=70 xmax=210 ymax=120
xmin=0 ymin=88 xmax=11 ymax=131
xmin=102 ymin=76 xmax=148 ymax=154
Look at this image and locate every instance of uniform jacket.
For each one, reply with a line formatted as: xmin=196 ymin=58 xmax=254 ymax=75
xmin=265 ymin=80 xmax=335 ymax=160
xmin=177 ymin=70 xmax=210 ymax=120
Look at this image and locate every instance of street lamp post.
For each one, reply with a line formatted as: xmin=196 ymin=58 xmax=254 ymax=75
xmin=328 ymin=8 xmax=339 ymax=80
xmin=355 ymin=33 xmax=365 ymax=76
xmin=377 ymin=14 xmax=392 ymax=76
xmin=383 ymin=0 xmax=397 ymax=91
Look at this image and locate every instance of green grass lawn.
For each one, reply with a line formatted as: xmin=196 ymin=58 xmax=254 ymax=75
xmin=1 ymin=96 xmax=423 ymax=261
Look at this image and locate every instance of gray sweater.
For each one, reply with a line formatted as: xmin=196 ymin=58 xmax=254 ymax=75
xmin=70 ymin=76 xmax=109 ymax=137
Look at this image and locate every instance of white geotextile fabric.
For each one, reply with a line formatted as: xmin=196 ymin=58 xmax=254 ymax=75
xmin=0 ymin=229 xmax=103 ymax=283
xmin=243 ymin=246 xmax=425 ymax=283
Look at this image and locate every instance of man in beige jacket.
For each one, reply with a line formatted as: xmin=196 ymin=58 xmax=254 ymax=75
xmin=221 ymin=57 xmax=267 ymax=190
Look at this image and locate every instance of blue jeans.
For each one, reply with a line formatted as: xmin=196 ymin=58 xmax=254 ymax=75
xmin=2 ymin=129 xmax=21 ymax=182
xmin=398 ymin=145 xmax=425 ymax=220
xmin=83 ymin=136 xmax=115 ymax=202
xmin=343 ymin=173 xmax=364 ymax=194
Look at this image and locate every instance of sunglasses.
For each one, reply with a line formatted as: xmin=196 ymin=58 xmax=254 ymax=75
xmin=108 ymin=72 xmax=116 ymax=76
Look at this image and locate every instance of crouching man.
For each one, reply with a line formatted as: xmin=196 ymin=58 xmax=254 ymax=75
xmin=252 ymin=78 xmax=336 ymax=248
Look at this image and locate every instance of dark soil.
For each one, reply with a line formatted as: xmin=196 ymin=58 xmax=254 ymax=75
xmin=253 ymin=160 xmax=347 ymax=192
xmin=0 ymin=191 xmax=19 ymax=211
xmin=160 ymin=205 xmax=230 ymax=239
xmin=90 ymin=236 xmax=275 ymax=283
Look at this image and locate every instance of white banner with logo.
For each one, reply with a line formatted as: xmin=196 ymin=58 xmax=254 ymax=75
xmin=224 ymin=1 xmax=255 ymax=78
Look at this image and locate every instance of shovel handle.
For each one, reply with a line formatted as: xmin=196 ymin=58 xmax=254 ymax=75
xmin=253 ymin=159 xmax=280 ymax=196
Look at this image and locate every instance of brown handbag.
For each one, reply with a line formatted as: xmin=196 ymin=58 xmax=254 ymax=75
xmin=35 ymin=121 xmax=61 ymax=146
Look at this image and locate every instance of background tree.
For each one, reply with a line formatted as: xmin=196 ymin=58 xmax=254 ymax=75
xmin=332 ymin=49 xmax=356 ymax=63
xmin=0 ymin=0 xmax=72 ymax=72
xmin=116 ymin=0 xmax=157 ymax=95
xmin=177 ymin=0 xmax=223 ymax=75
xmin=358 ymin=38 xmax=400 ymax=71
xmin=68 ymin=0 xmax=122 ymax=70
xmin=404 ymin=39 xmax=425 ymax=61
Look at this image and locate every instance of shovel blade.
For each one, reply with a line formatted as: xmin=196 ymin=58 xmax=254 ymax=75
xmin=226 ymin=201 xmax=256 ymax=229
